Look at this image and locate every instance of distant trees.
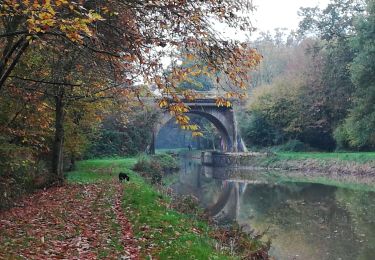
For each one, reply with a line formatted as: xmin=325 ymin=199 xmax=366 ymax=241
xmin=249 ymin=29 xmax=300 ymax=88
xmin=241 ymin=0 xmax=374 ymax=151
xmin=86 ymin=108 xmax=159 ymax=158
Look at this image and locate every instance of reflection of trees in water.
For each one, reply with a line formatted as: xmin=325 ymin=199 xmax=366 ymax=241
xmin=239 ymin=183 xmax=364 ymax=260
xmin=335 ymin=189 xmax=375 ymax=259
xmin=173 ymin=159 xmax=375 ymax=260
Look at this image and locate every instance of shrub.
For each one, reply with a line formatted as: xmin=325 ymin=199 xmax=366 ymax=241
xmin=132 ymin=155 xmax=150 ymax=172
xmin=334 ymin=113 xmax=375 ymax=150
xmin=152 ymin=153 xmax=179 ymax=172
xmin=0 ymin=144 xmax=50 ymax=209
xmin=210 ymin=223 xmax=270 ymax=259
xmin=133 ymin=156 xmax=162 ymax=184
xmin=334 ymin=124 xmax=351 ymax=150
xmin=171 ymin=195 xmax=202 ymax=216
xmin=272 ymin=140 xmax=312 ymax=152
xmin=133 ymin=154 xmax=179 ymax=184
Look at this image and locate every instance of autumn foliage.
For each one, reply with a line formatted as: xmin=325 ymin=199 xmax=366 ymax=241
xmin=0 ymin=0 xmax=261 ymax=196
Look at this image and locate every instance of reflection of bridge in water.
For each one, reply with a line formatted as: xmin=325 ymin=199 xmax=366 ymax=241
xmin=174 ymin=158 xmax=269 ymax=222
xmin=207 ymin=181 xmax=248 ymax=222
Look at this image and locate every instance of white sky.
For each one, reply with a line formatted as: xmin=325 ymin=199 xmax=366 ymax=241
xmin=253 ymin=0 xmax=330 ymax=31
xmin=219 ymin=0 xmax=331 ymax=41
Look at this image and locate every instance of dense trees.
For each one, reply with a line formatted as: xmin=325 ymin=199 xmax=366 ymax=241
xmin=0 ymin=0 xmax=261 ymax=204
xmin=241 ymin=0 xmax=374 ymax=151
xmin=86 ymin=108 xmax=159 ymax=158
xmin=335 ymin=0 xmax=375 ymax=149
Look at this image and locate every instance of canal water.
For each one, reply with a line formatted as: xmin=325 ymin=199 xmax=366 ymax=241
xmin=171 ymin=155 xmax=375 ymax=260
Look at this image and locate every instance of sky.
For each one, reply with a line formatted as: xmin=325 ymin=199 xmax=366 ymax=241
xmin=219 ymin=0 xmax=331 ymax=41
xmin=252 ymin=0 xmax=330 ymax=32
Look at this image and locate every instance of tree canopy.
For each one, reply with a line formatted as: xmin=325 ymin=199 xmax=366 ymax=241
xmin=0 ymin=0 xmax=261 ymax=185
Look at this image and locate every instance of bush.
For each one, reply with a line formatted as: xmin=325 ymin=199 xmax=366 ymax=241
xmin=152 ymin=153 xmax=179 ymax=172
xmin=334 ymin=124 xmax=351 ymax=150
xmin=171 ymin=195 xmax=202 ymax=216
xmin=133 ymin=154 xmax=179 ymax=184
xmin=0 ymin=144 xmax=50 ymax=209
xmin=133 ymin=156 xmax=162 ymax=184
xmin=210 ymin=223 xmax=270 ymax=259
xmin=334 ymin=113 xmax=375 ymax=150
xmin=272 ymin=140 xmax=312 ymax=152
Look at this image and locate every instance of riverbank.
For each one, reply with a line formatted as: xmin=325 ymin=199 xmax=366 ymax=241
xmin=248 ymin=152 xmax=375 ymax=185
xmin=68 ymin=158 xmax=226 ymax=258
xmin=70 ymin=158 xmax=270 ymax=258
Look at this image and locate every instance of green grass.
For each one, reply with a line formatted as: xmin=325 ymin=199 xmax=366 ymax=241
xmin=254 ymin=152 xmax=375 ymax=188
xmin=265 ymin=171 xmax=375 ymax=192
xmin=67 ymin=157 xmax=233 ymax=259
xmin=122 ymin=172 xmax=229 ymax=259
xmin=67 ymin=158 xmax=137 ymax=183
xmin=276 ymin=152 xmax=375 ymax=162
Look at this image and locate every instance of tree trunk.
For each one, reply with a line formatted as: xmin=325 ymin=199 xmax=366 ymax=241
xmin=52 ymin=91 xmax=65 ymax=184
xmin=0 ymin=37 xmax=29 ymax=91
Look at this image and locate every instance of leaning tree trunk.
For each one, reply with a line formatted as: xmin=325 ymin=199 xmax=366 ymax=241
xmin=52 ymin=91 xmax=65 ymax=184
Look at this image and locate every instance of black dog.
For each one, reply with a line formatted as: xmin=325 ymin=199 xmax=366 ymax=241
xmin=119 ymin=172 xmax=130 ymax=182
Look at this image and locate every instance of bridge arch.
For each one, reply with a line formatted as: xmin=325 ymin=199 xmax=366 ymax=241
xmin=150 ymin=98 xmax=247 ymax=154
xmin=154 ymin=110 xmax=232 ymax=152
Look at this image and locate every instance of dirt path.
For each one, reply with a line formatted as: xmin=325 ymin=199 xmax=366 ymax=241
xmin=0 ymin=182 xmax=139 ymax=259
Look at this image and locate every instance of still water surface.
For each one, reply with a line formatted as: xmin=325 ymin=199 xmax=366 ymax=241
xmin=171 ymin=156 xmax=375 ymax=260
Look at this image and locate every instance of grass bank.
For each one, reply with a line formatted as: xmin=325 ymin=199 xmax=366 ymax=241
xmin=264 ymin=171 xmax=375 ymax=192
xmin=122 ymin=168 xmax=229 ymax=259
xmin=68 ymin=157 xmax=268 ymax=259
xmin=251 ymin=152 xmax=375 ymax=185
xmin=276 ymin=151 xmax=375 ymax=162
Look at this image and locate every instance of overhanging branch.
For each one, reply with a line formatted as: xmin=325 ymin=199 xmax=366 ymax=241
xmin=9 ymin=76 xmax=82 ymax=87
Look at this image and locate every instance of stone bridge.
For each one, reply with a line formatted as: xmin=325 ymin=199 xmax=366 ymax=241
xmin=150 ymin=98 xmax=247 ymax=154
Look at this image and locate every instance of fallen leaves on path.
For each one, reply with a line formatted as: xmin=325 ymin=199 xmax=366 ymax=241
xmin=0 ymin=182 xmax=139 ymax=259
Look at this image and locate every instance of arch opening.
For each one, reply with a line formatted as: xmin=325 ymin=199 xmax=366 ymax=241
xmin=155 ymin=111 xmax=232 ymax=152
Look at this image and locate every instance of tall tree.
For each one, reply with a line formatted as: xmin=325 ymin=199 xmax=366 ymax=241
xmin=298 ymin=0 xmax=365 ymax=40
xmin=335 ymin=0 xmax=375 ymax=149
xmin=297 ymin=0 xmax=365 ymax=147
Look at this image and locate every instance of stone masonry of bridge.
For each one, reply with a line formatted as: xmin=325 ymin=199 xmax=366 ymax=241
xmin=150 ymin=98 xmax=247 ymax=154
